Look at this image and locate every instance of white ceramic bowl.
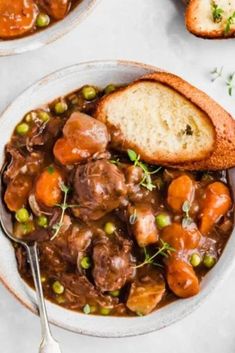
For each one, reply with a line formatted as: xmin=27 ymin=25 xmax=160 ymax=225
xmin=0 ymin=60 xmax=234 ymax=337
xmin=0 ymin=0 xmax=98 ymax=56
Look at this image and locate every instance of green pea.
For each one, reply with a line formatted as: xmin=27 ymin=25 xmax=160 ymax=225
xmin=52 ymin=281 xmax=64 ymax=295
xmin=15 ymin=208 xmax=30 ymax=223
xmin=40 ymin=276 xmax=47 ymax=283
xmin=105 ymin=84 xmax=116 ymax=94
xmin=38 ymin=111 xmax=50 ymax=123
xmin=203 ymin=254 xmax=216 ymax=268
xmin=25 ymin=113 xmax=33 ymax=123
xmin=83 ymin=304 xmax=91 ymax=315
xmin=155 ymin=213 xmax=171 ymax=229
xmin=104 ymin=222 xmax=116 ymax=235
xmin=56 ymin=296 xmax=65 ymax=304
xmin=100 ymin=307 xmax=111 ymax=316
xmin=36 ymin=13 xmax=50 ymax=27
xmin=54 ymin=101 xmax=68 ymax=114
xmin=37 ymin=215 xmax=48 ymax=228
xmin=80 ymin=256 xmax=91 ymax=270
xmin=16 ymin=123 xmax=29 ymax=136
xmin=82 ymin=86 xmax=97 ymax=101
xmin=109 ymin=290 xmax=120 ymax=297
xmin=190 ymin=253 xmax=201 ymax=267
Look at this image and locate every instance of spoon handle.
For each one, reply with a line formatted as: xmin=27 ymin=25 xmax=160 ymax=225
xmin=26 ymin=243 xmax=62 ymax=353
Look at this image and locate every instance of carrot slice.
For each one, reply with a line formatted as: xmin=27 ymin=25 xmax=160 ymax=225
xmin=199 ymin=182 xmax=232 ymax=235
xmin=35 ymin=166 xmax=63 ymax=207
xmin=53 ymin=137 xmax=90 ymax=165
xmin=4 ymin=175 xmax=32 ymax=212
xmin=0 ymin=0 xmax=38 ymax=39
xmin=39 ymin=0 xmax=71 ymax=20
xmin=161 ymin=222 xmax=201 ymax=250
xmin=167 ymin=174 xmax=195 ymax=213
xmin=166 ymin=257 xmax=199 ymax=298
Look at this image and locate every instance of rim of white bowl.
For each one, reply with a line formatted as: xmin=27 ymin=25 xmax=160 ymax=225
xmin=0 ymin=60 xmax=234 ymax=338
xmin=0 ymin=0 xmax=99 ymax=56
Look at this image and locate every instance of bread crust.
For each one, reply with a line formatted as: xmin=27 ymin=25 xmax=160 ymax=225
xmin=185 ymin=0 xmax=235 ymax=39
xmin=95 ymin=72 xmax=235 ymax=171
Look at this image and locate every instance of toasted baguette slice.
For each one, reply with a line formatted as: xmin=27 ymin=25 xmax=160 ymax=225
xmin=95 ymin=72 xmax=235 ymax=170
xmin=186 ymin=0 xmax=235 ymax=38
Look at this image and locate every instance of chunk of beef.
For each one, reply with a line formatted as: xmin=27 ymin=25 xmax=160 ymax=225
xmin=92 ymin=234 xmax=135 ymax=292
xmin=39 ymin=0 xmax=71 ymax=20
xmin=72 ymin=160 xmax=127 ymax=221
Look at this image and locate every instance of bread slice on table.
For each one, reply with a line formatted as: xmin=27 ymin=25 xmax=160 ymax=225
xmin=185 ymin=0 xmax=235 ymax=38
xmin=95 ymin=72 xmax=235 ymax=171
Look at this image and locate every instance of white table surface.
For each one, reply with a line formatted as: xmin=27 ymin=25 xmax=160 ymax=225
xmin=1 ymin=1 xmax=235 ymax=352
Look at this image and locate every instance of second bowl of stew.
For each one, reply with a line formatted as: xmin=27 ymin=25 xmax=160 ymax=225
xmin=0 ymin=0 xmax=98 ymax=56
xmin=0 ymin=60 xmax=234 ymax=337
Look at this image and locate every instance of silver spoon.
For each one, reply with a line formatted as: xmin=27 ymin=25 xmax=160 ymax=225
xmin=0 ymin=163 xmax=62 ymax=353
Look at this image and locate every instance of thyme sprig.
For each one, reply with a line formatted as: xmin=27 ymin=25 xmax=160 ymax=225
xmin=182 ymin=200 xmax=193 ymax=229
xmin=211 ymin=1 xmax=224 ymax=23
xmin=211 ymin=66 xmax=223 ymax=82
xmin=226 ymin=72 xmax=235 ymax=96
xmin=51 ymin=182 xmax=79 ymax=241
xmin=127 ymin=149 xmax=161 ymax=191
xmin=225 ymin=11 xmax=235 ymax=35
xmin=134 ymin=240 xmax=175 ymax=269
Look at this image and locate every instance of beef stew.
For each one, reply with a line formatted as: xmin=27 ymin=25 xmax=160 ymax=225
xmin=2 ymin=83 xmax=234 ymax=317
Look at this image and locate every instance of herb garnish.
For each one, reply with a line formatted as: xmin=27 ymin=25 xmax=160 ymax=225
xmin=134 ymin=240 xmax=175 ymax=269
xmin=226 ymin=72 xmax=235 ymax=96
xmin=127 ymin=149 xmax=161 ymax=191
xmin=182 ymin=200 xmax=193 ymax=229
xmin=129 ymin=209 xmax=138 ymax=225
xmin=211 ymin=1 xmax=224 ymax=23
xmin=225 ymin=11 xmax=235 ymax=35
xmin=211 ymin=66 xmax=224 ymax=82
xmin=51 ymin=182 xmax=79 ymax=241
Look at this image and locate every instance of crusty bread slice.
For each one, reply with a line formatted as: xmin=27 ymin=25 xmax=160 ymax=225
xmin=95 ymin=72 xmax=235 ymax=170
xmin=186 ymin=0 xmax=235 ymax=39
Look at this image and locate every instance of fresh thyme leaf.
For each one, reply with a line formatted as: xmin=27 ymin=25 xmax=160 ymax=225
xmin=182 ymin=217 xmax=193 ymax=229
xmin=127 ymin=149 xmax=138 ymax=162
xmin=211 ymin=1 xmax=224 ymax=23
xmin=134 ymin=240 xmax=175 ymax=269
xmin=225 ymin=11 xmax=235 ymax=35
xmin=110 ymin=158 xmax=120 ymax=166
xmin=182 ymin=200 xmax=190 ymax=214
xmin=129 ymin=209 xmax=138 ymax=225
xmin=51 ymin=183 xmax=73 ymax=241
xmin=226 ymin=72 xmax=235 ymax=96
xmin=47 ymin=165 xmax=55 ymax=174
xmin=127 ymin=149 xmax=161 ymax=191
xmin=211 ymin=66 xmax=223 ymax=82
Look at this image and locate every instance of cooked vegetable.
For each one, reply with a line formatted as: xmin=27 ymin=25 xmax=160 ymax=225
xmin=38 ymin=111 xmax=50 ymax=122
xmin=100 ymin=307 xmax=111 ymax=316
xmin=54 ymin=101 xmax=68 ymax=114
xmin=190 ymin=253 xmax=201 ymax=267
xmin=35 ymin=167 xmax=63 ymax=207
xmin=104 ymin=222 xmax=116 ymax=235
xmin=203 ymin=254 xmax=216 ymax=268
xmin=155 ymin=213 xmax=171 ymax=229
xmin=105 ymin=84 xmax=116 ymax=94
xmin=80 ymin=256 xmax=91 ymax=270
xmin=129 ymin=204 xmax=159 ymax=247
xmin=52 ymin=281 xmax=64 ymax=295
xmin=37 ymin=215 xmax=48 ymax=228
xmin=200 ymin=182 xmax=232 ymax=235
xmin=16 ymin=123 xmax=29 ymax=136
xmin=167 ymin=175 xmax=195 ymax=213
xmin=161 ymin=222 xmax=201 ymax=251
xmin=36 ymin=13 xmax=50 ymax=27
xmin=166 ymin=257 xmax=200 ymax=298
xmin=82 ymin=86 xmax=97 ymax=101
xmin=15 ymin=208 xmax=30 ymax=223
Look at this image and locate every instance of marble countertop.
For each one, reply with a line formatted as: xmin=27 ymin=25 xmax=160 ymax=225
xmin=1 ymin=1 xmax=235 ymax=352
